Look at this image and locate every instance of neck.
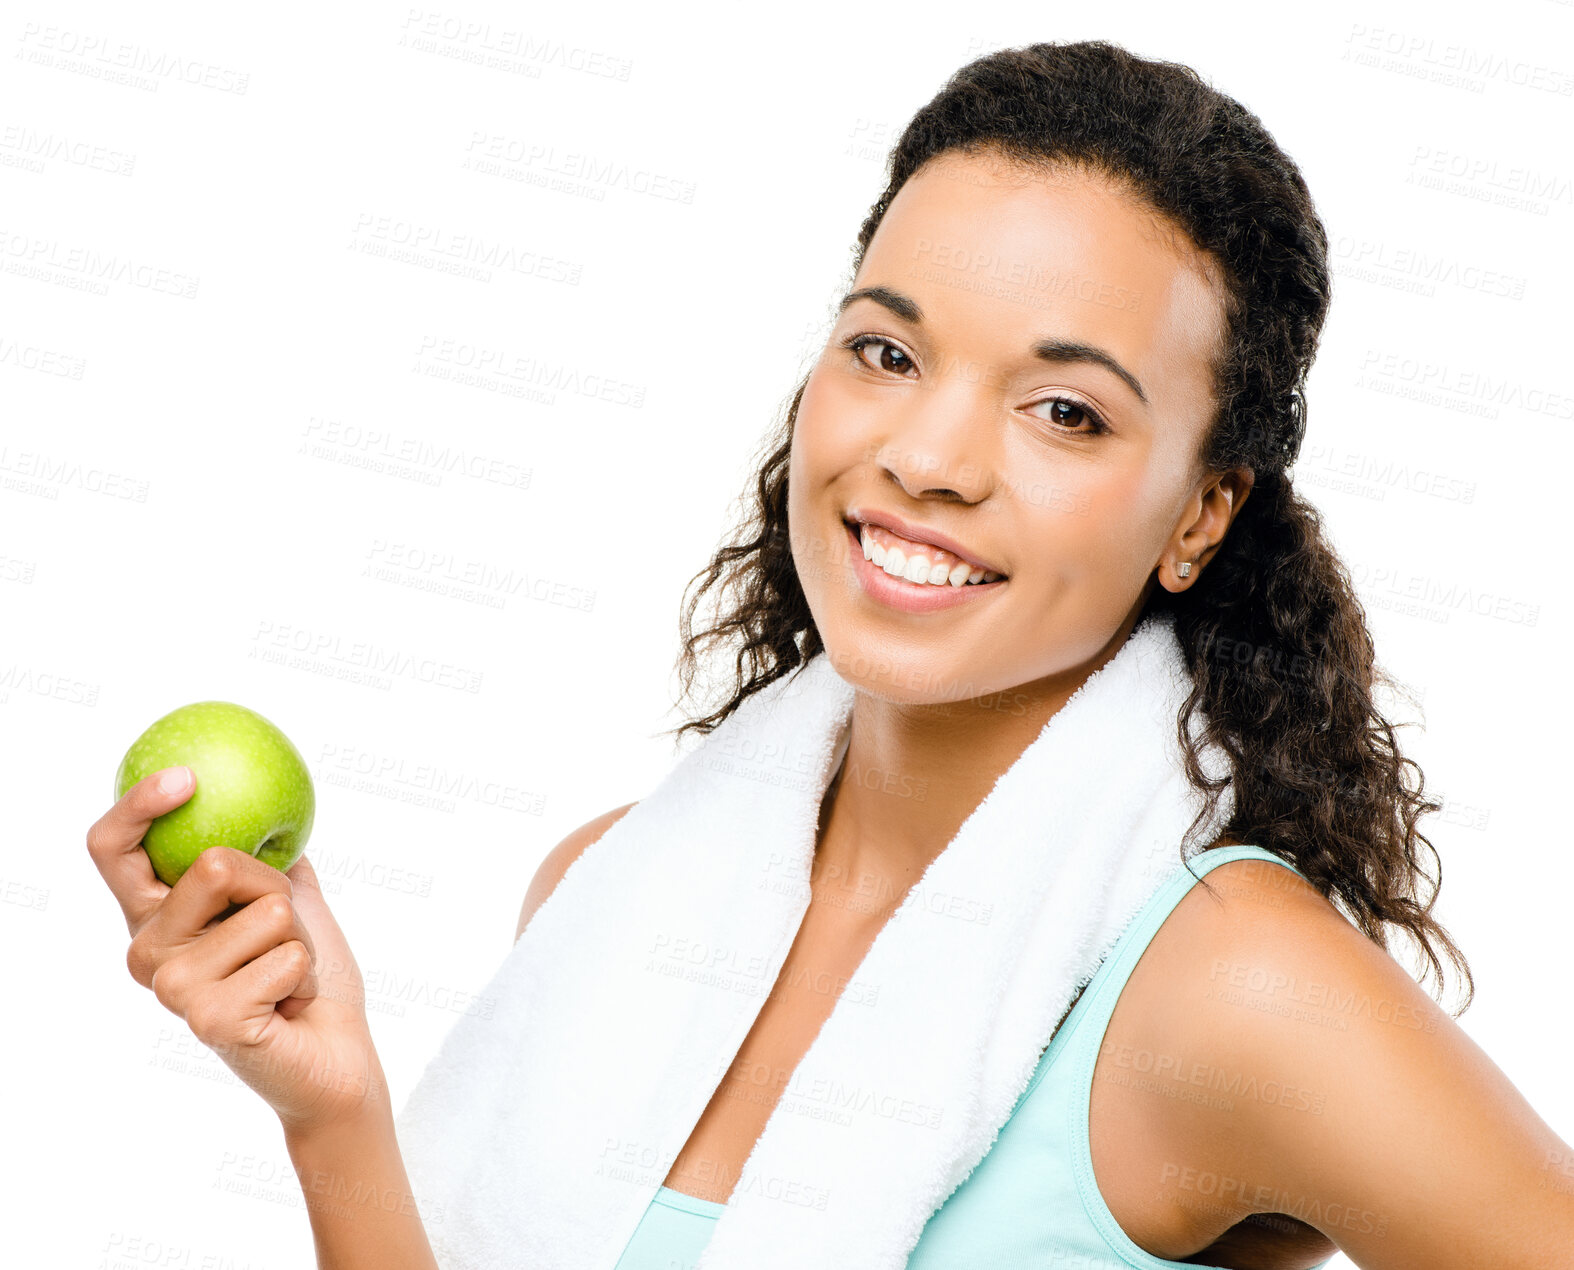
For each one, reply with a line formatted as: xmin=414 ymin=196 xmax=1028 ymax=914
xmin=812 ymin=614 xmax=1144 ymax=913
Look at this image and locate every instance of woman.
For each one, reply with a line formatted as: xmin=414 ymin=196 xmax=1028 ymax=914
xmin=89 ymin=40 xmax=1573 ymax=1269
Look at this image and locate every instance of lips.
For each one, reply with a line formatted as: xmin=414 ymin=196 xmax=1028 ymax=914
xmin=842 ymin=507 xmax=1006 ymax=577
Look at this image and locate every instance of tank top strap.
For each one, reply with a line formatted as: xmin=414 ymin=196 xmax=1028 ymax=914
xmin=1066 ymin=842 xmax=1306 ymax=1050
xmin=1058 ymin=842 xmax=1312 ymax=1268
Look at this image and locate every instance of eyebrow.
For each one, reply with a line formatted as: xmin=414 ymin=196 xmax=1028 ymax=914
xmin=837 ymin=284 xmax=1150 ymax=408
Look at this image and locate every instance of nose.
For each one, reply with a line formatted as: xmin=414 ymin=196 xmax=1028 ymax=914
xmin=871 ymin=367 xmax=997 ymax=504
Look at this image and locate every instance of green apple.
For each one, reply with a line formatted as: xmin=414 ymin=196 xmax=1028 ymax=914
xmin=114 ymin=701 xmax=315 ymax=887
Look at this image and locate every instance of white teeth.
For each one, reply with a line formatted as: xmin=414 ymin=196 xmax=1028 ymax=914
xmin=858 ymin=523 xmax=999 ymax=588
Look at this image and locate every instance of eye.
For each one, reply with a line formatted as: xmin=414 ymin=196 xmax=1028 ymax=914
xmin=842 ymin=333 xmax=917 ymax=378
xmin=1026 ymin=395 xmax=1110 ymax=436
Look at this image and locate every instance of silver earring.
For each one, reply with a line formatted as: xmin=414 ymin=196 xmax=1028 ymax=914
xmin=1176 ymin=561 xmax=1193 ymax=578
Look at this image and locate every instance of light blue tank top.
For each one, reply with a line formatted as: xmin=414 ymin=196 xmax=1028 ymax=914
xmin=613 ymin=844 xmax=1337 ymax=1270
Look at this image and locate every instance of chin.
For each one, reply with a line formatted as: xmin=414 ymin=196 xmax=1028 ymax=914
xmin=812 ymin=631 xmax=984 ymax=707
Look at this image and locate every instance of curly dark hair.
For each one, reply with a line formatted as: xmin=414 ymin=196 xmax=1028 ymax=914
xmin=665 ymin=40 xmax=1472 ymax=1012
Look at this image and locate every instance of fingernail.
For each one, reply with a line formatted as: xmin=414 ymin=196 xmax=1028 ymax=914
xmin=158 ymin=767 xmax=192 ymax=796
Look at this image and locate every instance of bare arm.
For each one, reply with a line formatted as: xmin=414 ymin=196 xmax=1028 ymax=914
xmin=89 ymin=770 xmax=439 ymax=1269
xmin=1162 ymin=861 xmax=1574 ymax=1267
xmin=278 ymin=802 xmax=638 ymax=1266
xmin=267 ymin=802 xmax=639 ymax=1265
xmin=284 ymin=1087 xmax=439 ymax=1270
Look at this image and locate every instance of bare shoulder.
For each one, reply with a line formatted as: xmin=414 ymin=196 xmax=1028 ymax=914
xmin=1091 ymin=856 xmax=1355 ymax=1258
xmin=514 ymin=801 xmax=639 ymax=942
xmin=1103 ymin=854 xmax=1574 ymax=1266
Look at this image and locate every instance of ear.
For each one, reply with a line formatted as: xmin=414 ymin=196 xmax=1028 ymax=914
xmin=1158 ymin=466 xmax=1254 ymax=591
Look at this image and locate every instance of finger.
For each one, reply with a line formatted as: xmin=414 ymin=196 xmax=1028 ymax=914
xmin=128 ymin=847 xmax=294 ymax=988
xmin=186 ymin=940 xmax=314 ymax=1053
xmin=86 ymin=766 xmax=195 ymax=933
xmin=286 ymin=851 xmax=323 ymax=896
xmin=279 ymin=854 xmax=365 ymax=1012
xmin=282 ymin=852 xmax=338 ymax=937
xmin=158 ymin=846 xmax=298 ymax=942
xmin=151 ymin=891 xmax=320 ymax=1017
xmin=213 ymin=891 xmax=318 ymax=990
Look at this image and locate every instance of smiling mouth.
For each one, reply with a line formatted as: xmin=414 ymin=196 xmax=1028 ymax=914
xmin=843 ymin=517 xmax=1005 ymax=588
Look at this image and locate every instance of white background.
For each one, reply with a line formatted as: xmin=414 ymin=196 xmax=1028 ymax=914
xmin=4 ymin=1 xmax=1570 ymax=1266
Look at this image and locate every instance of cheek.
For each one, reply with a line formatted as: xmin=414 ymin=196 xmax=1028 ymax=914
xmin=798 ymin=368 xmax=855 ymax=442
xmin=1083 ymin=463 xmax=1176 ymax=576
xmin=1009 ymin=452 xmax=1166 ymax=582
xmin=786 ymin=375 xmax=843 ymax=558
xmin=792 ymin=369 xmax=871 ymax=486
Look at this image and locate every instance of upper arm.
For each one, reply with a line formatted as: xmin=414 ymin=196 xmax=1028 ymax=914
xmin=1168 ymin=860 xmax=1574 ymax=1267
xmin=514 ymin=801 xmax=638 ymax=943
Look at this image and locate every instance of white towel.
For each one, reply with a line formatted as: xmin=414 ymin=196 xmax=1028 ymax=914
xmin=394 ymin=610 xmax=1234 ymax=1269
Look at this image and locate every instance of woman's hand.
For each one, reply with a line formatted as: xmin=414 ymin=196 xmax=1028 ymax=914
xmin=88 ymin=766 xmax=388 ymax=1137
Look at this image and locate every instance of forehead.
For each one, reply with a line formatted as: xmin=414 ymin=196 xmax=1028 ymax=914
xmin=860 ymin=149 xmax=1228 ymax=402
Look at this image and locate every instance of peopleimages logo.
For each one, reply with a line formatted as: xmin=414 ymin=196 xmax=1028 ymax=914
xmin=251 ymin=618 xmax=486 ymax=694
xmin=0 ymin=228 xmax=199 ymax=298
xmin=0 ymin=124 xmax=137 ymax=177
xmin=300 ymin=417 xmax=533 ymax=491
xmin=399 ymin=11 xmax=633 ymax=81
xmin=15 ymin=22 xmax=251 ymax=94
xmin=413 ymin=334 xmax=647 ymax=408
xmin=348 ymin=212 xmax=584 ymax=285
xmin=362 ymin=538 xmax=597 ymax=613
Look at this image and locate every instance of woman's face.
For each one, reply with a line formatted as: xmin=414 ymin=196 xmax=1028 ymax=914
xmin=788 ymin=148 xmax=1248 ymax=702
